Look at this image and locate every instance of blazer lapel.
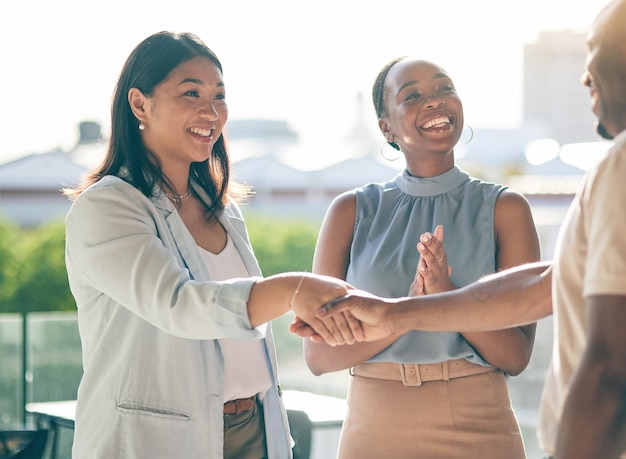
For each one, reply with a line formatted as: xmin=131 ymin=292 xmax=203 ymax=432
xmin=153 ymin=188 xmax=210 ymax=282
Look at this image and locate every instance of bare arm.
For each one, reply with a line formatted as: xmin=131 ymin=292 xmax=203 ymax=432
xmin=248 ymin=272 xmax=352 ymax=345
xmin=303 ymin=192 xmax=404 ymax=375
xmin=317 ymin=260 xmax=552 ymax=340
xmin=408 ymin=191 xmax=540 ymax=374
xmin=460 ymin=189 xmax=540 ymax=375
xmin=554 ymin=295 xmax=626 ymax=459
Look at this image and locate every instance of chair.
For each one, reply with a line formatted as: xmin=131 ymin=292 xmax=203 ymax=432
xmin=287 ymin=409 xmax=313 ymax=459
xmin=0 ymin=429 xmax=48 ymax=459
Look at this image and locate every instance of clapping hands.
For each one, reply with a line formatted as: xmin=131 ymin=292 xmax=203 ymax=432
xmin=409 ymin=225 xmax=457 ymax=296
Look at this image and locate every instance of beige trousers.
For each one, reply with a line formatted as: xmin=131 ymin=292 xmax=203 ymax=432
xmin=338 ymin=361 xmax=526 ymax=459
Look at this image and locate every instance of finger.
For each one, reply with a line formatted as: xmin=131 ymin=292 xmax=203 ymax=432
xmin=417 ymin=243 xmax=439 ymax=269
xmin=343 ymin=312 xmax=364 ymax=342
xmin=418 ymin=236 xmax=445 ymax=268
xmin=308 ymin=333 xmax=326 ymax=344
xmin=332 ymin=311 xmax=357 ymax=344
xmin=416 ymin=272 xmax=425 ymax=296
xmin=288 ymin=317 xmax=315 ymax=337
xmin=309 ymin=317 xmax=340 ymax=346
xmin=434 ymin=224 xmax=444 ymax=243
xmin=317 ymin=294 xmax=351 ymax=317
xmin=323 ymin=315 xmax=348 ymax=345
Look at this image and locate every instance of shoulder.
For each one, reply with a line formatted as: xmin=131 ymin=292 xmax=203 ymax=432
xmin=494 ymin=187 xmax=533 ymax=219
xmin=496 ymin=187 xmax=531 ymax=206
xmin=66 ymin=176 xmax=157 ymax=228
xmin=591 ymin=133 xmax=626 ymax=180
xmin=464 ymin=173 xmax=506 ymax=195
xmin=224 ymin=196 xmax=245 ymax=219
xmin=327 ymin=190 xmax=357 ymax=218
xmin=494 ymin=188 xmax=536 ymax=237
xmin=78 ymin=175 xmax=148 ymax=202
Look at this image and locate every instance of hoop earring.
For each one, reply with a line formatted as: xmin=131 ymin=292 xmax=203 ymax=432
xmin=139 ymin=122 xmax=145 ymax=131
xmin=380 ymin=142 xmax=401 ymax=161
xmin=462 ymin=124 xmax=473 ymax=144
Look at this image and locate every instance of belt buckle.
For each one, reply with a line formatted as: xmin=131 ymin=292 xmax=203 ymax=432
xmin=400 ymin=363 xmax=422 ymax=386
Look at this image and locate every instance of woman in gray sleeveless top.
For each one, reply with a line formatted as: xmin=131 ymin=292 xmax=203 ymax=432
xmin=304 ymin=58 xmax=540 ymax=458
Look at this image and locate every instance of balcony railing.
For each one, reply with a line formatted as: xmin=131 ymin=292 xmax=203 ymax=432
xmin=1 ymin=311 xmax=553 ymax=459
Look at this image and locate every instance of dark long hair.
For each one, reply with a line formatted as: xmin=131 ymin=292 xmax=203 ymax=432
xmin=65 ymin=31 xmax=244 ymax=215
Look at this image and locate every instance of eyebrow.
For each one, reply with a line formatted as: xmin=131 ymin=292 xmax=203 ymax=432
xmin=396 ymin=73 xmax=449 ymax=95
xmin=178 ymin=78 xmax=225 ymax=87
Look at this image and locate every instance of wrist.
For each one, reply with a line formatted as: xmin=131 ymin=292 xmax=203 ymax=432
xmin=289 ymin=275 xmax=306 ymax=309
xmin=392 ymin=298 xmax=417 ymax=334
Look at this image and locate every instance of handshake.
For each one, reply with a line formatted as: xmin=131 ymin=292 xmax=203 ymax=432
xmin=288 ymin=285 xmax=401 ymax=345
xmin=284 ymin=258 xmax=552 ymax=346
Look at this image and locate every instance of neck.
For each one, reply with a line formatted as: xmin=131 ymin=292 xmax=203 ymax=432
xmin=405 ymin=158 xmax=455 ymax=178
xmin=164 ymin=188 xmax=192 ymax=201
xmin=161 ymin=167 xmax=192 ymax=202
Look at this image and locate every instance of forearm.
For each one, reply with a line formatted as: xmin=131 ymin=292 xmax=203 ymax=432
xmin=462 ymin=324 xmax=536 ymax=375
xmin=555 ymin=361 xmax=626 ymax=458
xmin=304 ymin=333 xmax=402 ymax=375
xmin=555 ymin=296 xmax=626 ymax=458
xmin=391 ymin=261 xmax=552 ymax=333
xmin=247 ymin=274 xmax=300 ymax=328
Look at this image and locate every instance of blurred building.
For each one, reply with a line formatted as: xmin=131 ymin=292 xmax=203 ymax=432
xmin=523 ymin=30 xmax=598 ymax=144
xmin=0 ymin=149 xmax=86 ymax=227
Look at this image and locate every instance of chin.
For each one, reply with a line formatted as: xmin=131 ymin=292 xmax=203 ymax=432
xmin=596 ymin=122 xmax=614 ymax=140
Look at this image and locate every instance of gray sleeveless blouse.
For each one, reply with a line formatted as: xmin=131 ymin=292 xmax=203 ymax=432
xmin=347 ymin=166 xmax=505 ymax=365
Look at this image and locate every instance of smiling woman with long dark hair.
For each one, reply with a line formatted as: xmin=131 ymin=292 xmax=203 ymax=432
xmin=63 ymin=31 xmax=359 ymax=459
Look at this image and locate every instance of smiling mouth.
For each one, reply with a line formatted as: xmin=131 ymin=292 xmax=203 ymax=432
xmin=189 ymin=127 xmax=213 ymax=138
xmin=420 ymin=116 xmax=452 ymax=130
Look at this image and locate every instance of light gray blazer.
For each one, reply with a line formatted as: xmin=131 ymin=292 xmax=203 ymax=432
xmin=65 ymin=175 xmax=292 ymax=458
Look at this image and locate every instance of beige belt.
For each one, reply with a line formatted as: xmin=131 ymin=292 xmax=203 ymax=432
xmin=351 ymin=358 xmax=497 ymax=387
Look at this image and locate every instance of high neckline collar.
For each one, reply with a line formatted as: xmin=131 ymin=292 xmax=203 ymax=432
xmin=394 ymin=166 xmax=469 ymax=197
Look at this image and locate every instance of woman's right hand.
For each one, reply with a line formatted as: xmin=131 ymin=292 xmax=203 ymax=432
xmin=289 ymin=274 xmax=361 ymax=345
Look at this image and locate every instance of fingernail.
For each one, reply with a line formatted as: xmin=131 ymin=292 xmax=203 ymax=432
xmin=421 ymin=234 xmax=430 ymax=242
xmin=418 ymin=243 xmax=425 ymax=251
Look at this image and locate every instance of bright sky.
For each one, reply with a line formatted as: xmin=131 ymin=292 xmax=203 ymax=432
xmin=0 ymin=0 xmax=606 ymax=167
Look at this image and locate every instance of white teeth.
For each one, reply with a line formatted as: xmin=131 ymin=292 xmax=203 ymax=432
xmin=190 ymin=127 xmax=212 ymax=137
xmin=421 ymin=116 xmax=450 ymax=129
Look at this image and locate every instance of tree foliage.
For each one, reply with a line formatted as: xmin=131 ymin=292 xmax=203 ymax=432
xmin=0 ymin=219 xmax=19 ymax=307
xmin=244 ymin=214 xmax=321 ymax=360
xmin=0 ymin=215 xmax=321 ymax=314
xmin=245 ymin=214 xmax=320 ymax=276
xmin=0 ymin=219 xmax=75 ymax=313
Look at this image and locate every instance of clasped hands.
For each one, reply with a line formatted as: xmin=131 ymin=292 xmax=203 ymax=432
xmin=289 ymin=285 xmax=396 ymax=345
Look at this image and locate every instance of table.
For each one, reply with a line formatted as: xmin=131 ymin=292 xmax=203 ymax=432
xmin=26 ymin=400 xmax=76 ymax=459
xmin=27 ymin=390 xmax=345 ymax=459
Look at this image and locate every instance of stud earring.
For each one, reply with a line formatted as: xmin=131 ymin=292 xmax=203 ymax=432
xmin=139 ymin=122 xmax=145 ymax=131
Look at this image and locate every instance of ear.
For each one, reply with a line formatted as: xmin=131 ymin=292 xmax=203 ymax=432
xmin=378 ymin=118 xmax=393 ymax=142
xmin=128 ymin=87 xmax=148 ymax=123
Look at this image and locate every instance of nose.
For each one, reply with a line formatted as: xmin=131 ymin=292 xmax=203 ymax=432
xmin=200 ymin=102 xmax=219 ymax=120
xmin=581 ymin=71 xmax=592 ymax=88
xmin=423 ymin=95 xmax=444 ymax=109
